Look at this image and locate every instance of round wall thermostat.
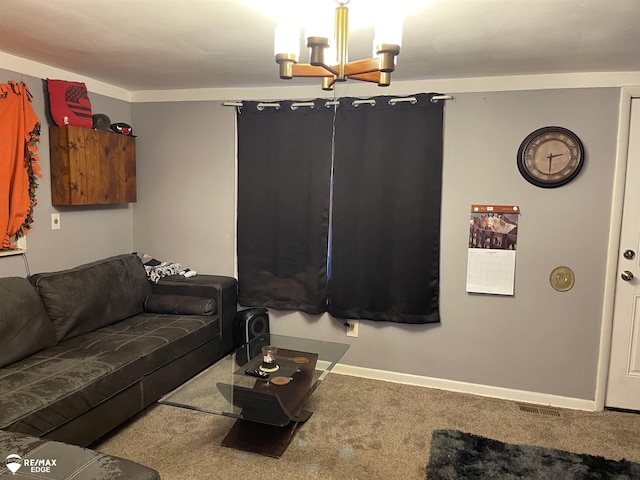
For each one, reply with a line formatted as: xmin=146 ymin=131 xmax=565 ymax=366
xmin=550 ymin=266 xmax=575 ymax=292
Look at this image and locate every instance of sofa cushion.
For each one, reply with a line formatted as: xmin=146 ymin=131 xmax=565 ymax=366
xmin=0 ymin=312 xmax=220 ymax=438
xmin=29 ymin=254 xmax=152 ymax=342
xmin=144 ymin=294 xmax=215 ymax=315
xmin=0 ymin=277 xmax=56 ymax=369
xmin=0 ymin=430 xmax=160 ymax=479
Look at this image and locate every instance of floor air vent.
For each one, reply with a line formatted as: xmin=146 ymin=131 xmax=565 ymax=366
xmin=517 ymin=404 xmax=563 ymax=417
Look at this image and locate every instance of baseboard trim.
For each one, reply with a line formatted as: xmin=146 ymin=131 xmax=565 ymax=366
xmin=332 ymin=364 xmax=596 ymax=412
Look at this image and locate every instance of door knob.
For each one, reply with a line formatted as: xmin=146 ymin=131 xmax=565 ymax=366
xmin=623 ymin=249 xmax=636 ymax=260
xmin=621 ymin=270 xmax=634 ymax=281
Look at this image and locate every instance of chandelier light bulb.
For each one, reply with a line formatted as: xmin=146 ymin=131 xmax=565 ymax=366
xmin=304 ymin=7 xmax=334 ymax=44
xmin=274 ymin=21 xmax=300 ymax=58
xmin=373 ymin=16 xmax=403 ymax=52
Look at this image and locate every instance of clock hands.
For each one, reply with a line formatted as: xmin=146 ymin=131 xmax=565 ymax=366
xmin=547 ymin=152 xmax=564 ymax=173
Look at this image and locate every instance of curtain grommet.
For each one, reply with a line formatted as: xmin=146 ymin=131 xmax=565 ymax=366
xmin=352 ymin=99 xmax=376 ymax=108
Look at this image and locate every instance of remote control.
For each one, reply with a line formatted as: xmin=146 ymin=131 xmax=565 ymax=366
xmin=183 ymin=270 xmax=197 ymax=278
xmin=245 ymin=368 xmax=269 ymax=379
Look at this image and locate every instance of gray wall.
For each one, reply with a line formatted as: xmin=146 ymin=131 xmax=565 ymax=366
xmin=0 ymin=69 xmax=134 ymax=278
xmin=130 ymin=102 xmax=236 ymax=274
xmin=131 ymin=86 xmax=618 ymax=401
xmin=0 ymin=63 xmax=619 ymax=402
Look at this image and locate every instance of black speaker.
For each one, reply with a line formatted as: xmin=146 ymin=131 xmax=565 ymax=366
xmin=233 ymin=307 xmax=269 ymax=348
xmin=233 ymin=308 xmax=269 ymax=366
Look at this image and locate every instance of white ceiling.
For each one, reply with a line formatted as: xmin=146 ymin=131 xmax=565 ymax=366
xmin=1 ymin=0 xmax=639 ymax=92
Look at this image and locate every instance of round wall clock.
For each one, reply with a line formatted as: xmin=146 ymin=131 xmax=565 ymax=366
xmin=516 ymin=126 xmax=585 ymax=188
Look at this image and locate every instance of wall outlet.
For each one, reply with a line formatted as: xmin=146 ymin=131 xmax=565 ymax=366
xmin=346 ymin=320 xmax=359 ymax=338
xmin=51 ymin=213 xmax=61 ymax=230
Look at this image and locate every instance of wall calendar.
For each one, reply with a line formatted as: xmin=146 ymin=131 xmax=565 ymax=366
xmin=466 ymin=204 xmax=520 ymax=295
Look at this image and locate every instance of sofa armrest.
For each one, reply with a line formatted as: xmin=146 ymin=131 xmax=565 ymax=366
xmin=151 ymin=275 xmax=238 ymax=356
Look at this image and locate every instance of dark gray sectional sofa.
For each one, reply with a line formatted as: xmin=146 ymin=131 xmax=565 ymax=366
xmin=0 ymin=430 xmax=160 ymax=479
xmin=0 ymin=253 xmax=237 ymax=455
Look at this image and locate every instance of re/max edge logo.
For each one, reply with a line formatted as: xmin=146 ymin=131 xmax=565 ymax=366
xmin=5 ymin=454 xmax=58 ymax=475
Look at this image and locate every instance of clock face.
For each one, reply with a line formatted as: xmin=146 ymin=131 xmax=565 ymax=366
xmin=517 ymin=127 xmax=585 ymax=188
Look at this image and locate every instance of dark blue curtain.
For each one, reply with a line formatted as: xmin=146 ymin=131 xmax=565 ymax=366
xmin=328 ymin=93 xmax=443 ymax=323
xmin=236 ymin=100 xmax=334 ymax=313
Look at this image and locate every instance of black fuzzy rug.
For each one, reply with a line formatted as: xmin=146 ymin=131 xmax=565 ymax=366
xmin=426 ymin=429 xmax=640 ymax=479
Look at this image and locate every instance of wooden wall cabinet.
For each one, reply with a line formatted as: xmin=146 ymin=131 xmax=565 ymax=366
xmin=49 ymin=125 xmax=137 ymax=205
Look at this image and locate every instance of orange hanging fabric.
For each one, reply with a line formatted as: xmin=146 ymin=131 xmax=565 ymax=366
xmin=0 ymin=81 xmax=41 ymax=249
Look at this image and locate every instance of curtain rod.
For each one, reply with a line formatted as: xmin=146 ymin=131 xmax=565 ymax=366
xmin=223 ymin=94 xmax=454 ymax=109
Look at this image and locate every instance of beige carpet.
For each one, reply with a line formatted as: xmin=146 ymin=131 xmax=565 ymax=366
xmin=95 ymin=374 xmax=640 ymax=480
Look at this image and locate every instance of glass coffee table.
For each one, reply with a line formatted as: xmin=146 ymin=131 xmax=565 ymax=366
xmin=159 ymin=334 xmax=349 ymax=457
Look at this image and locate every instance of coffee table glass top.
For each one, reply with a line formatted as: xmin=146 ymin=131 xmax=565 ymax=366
xmin=159 ymin=334 xmax=349 ymax=426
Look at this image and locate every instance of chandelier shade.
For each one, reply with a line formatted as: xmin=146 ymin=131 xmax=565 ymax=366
xmin=274 ymin=1 xmax=403 ymax=90
xmin=274 ymin=22 xmax=301 ymax=60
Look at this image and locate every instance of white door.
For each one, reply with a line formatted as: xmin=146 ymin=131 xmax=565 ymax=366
xmin=606 ymin=97 xmax=640 ymax=410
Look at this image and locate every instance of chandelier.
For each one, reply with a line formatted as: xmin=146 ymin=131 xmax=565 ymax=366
xmin=274 ymin=0 xmax=403 ymax=90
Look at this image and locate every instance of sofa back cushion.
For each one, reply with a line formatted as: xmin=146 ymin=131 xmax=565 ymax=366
xmin=29 ymin=254 xmax=152 ymax=342
xmin=0 ymin=277 xmax=56 ymax=368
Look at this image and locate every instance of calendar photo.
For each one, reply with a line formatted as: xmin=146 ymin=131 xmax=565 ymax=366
xmin=469 ymin=212 xmax=519 ymax=250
